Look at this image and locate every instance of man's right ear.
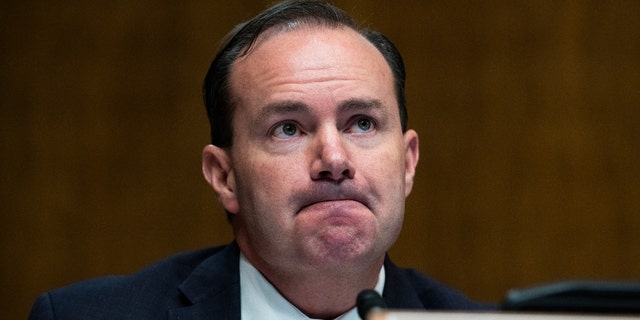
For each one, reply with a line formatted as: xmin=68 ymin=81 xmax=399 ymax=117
xmin=202 ymin=145 xmax=239 ymax=214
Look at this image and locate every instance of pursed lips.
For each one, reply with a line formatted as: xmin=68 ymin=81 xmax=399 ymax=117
xmin=302 ymin=199 xmax=361 ymax=210
xmin=292 ymin=182 xmax=372 ymax=216
xmin=296 ymin=192 xmax=370 ymax=216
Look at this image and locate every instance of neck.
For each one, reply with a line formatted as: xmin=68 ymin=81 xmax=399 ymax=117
xmin=244 ymin=250 xmax=385 ymax=319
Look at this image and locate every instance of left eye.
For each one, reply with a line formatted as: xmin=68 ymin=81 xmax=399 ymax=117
xmin=350 ymin=117 xmax=375 ymax=133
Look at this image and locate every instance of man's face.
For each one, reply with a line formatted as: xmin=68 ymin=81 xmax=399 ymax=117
xmin=203 ymin=26 xmax=419 ymax=273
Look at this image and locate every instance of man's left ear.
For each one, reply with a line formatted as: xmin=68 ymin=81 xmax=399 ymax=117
xmin=403 ymin=129 xmax=420 ymax=197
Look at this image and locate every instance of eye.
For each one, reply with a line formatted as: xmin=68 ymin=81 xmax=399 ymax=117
xmin=348 ymin=116 xmax=376 ymax=133
xmin=272 ymin=121 xmax=301 ymax=138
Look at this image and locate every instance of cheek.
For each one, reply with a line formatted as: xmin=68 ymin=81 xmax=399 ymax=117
xmin=362 ymin=148 xmax=406 ymax=184
xmin=236 ymin=164 xmax=273 ymax=204
xmin=367 ymin=151 xmax=407 ymax=239
xmin=359 ymin=147 xmax=408 ymax=223
xmin=234 ymin=153 xmax=301 ymax=212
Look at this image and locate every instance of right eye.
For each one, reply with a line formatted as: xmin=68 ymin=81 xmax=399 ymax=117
xmin=271 ymin=121 xmax=301 ymax=138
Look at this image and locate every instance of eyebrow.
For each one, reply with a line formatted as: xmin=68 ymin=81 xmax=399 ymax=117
xmin=338 ymin=98 xmax=385 ymax=114
xmin=253 ymin=101 xmax=311 ymax=127
xmin=253 ymin=98 xmax=389 ymax=126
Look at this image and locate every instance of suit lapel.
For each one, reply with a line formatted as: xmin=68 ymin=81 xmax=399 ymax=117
xmin=383 ymin=256 xmax=425 ymax=309
xmin=168 ymin=243 xmax=242 ymax=320
xmin=166 ymin=246 xmax=428 ymax=318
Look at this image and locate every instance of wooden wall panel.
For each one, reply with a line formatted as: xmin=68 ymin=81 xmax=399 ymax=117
xmin=2 ymin=1 xmax=639 ymax=318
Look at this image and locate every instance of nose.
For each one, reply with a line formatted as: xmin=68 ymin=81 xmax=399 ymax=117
xmin=310 ymin=127 xmax=356 ymax=181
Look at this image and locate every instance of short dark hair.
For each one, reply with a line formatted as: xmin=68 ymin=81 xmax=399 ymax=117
xmin=203 ymin=0 xmax=407 ymax=147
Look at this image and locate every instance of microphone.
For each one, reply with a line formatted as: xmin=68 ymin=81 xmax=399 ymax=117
xmin=356 ymin=289 xmax=387 ymax=320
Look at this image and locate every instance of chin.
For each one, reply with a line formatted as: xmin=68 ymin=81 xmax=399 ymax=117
xmin=303 ymin=235 xmax=382 ymax=267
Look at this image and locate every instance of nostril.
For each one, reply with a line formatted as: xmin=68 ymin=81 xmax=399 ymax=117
xmin=316 ymin=169 xmax=352 ymax=181
xmin=318 ymin=170 xmax=332 ymax=179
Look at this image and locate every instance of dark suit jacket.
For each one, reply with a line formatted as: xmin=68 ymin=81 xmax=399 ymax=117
xmin=29 ymin=243 xmax=492 ymax=319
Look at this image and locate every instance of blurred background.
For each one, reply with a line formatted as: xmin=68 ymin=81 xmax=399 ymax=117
xmin=2 ymin=0 xmax=639 ymax=318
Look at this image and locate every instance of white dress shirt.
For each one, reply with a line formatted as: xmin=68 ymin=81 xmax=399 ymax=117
xmin=240 ymin=253 xmax=385 ymax=320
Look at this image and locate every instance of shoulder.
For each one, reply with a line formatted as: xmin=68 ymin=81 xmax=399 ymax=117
xmin=384 ymin=258 xmax=495 ymax=311
xmin=29 ymin=244 xmax=233 ymax=320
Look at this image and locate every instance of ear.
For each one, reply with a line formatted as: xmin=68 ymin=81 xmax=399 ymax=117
xmin=202 ymin=145 xmax=239 ymax=214
xmin=403 ymin=129 xmax=420 ymax=197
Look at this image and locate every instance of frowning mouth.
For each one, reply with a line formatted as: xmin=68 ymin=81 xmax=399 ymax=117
xmin=293 ymin=183 xmax=371 ymax=216
xmin=301 ymin=199 xmax=360 ymax=210
xmin=296 ymin=198 xmax=370 ymax=217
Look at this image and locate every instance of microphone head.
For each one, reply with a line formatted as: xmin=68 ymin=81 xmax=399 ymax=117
xmin=356 ymin=289 xmax=387 ymax=320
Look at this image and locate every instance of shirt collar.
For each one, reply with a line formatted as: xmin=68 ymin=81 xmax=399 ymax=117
xmin=240 ymin=253 xmax=385 ymax=320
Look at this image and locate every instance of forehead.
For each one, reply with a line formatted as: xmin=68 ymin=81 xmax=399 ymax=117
xmin=228 ymin=26 xmax=396 ymax=111
xmin=237 ymin=24 xmax=385 ymax=68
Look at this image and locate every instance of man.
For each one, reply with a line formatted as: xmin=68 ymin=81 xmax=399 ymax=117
xmin=29 ymin=1 xmax=491 ymax=319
